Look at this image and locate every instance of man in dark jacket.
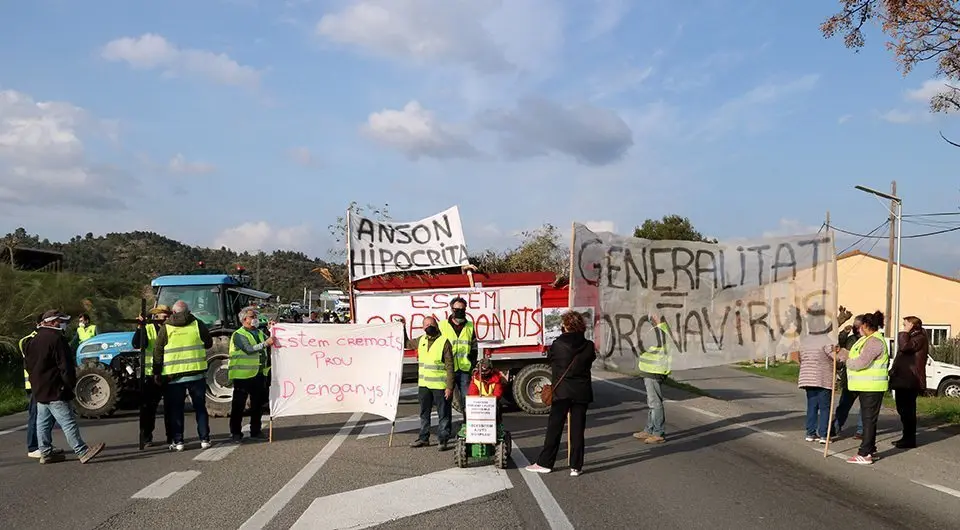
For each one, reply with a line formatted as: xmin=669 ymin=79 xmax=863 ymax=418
xmin=833 ymin=316 xmax=864 ymax=438
xmin=132 ymin=304 xmax=173 ymax=446
xmin=153 ymin=301 xmax=214 ymax=451
xmin=24 ymin=310 xmax=105 ymax=464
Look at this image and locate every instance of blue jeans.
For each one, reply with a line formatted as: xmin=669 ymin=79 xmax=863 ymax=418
xmin=27 ymin=391 xmax=38 ymax=452
xmin=834 ymin=388 xmax=863 ymax=435
xmin=417 ymin=387 xmax=452 ymax=442
xmin=804 ymin=387 xmax=831 ymax=438
xmin=644 ymin=377 xmax=665 ymax=436
xmin=37 ymin=400 xmax=88 ymax=457
xmin=164 ymin=378 xmax=210 ymax=443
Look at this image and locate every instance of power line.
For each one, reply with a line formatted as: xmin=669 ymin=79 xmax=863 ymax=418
xmin=827 ymin=222 xmax=960 ymax=239
xmin=837 ymin=220 xmax=888 ymax=255
xmin=903 ymin=211 xmax=960 ymax=218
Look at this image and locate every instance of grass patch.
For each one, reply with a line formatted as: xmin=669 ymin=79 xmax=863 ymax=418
xmin=736 ymin=362 xmax=799 ymax=384
xmin=663 ymin=377 xmax=713 ymax=397
xmin=0 ymin=382 xmax=28 ymax=417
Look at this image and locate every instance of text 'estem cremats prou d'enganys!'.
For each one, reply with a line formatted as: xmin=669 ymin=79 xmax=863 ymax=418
xmin=570 ymin=223 xmax=839 ymax=371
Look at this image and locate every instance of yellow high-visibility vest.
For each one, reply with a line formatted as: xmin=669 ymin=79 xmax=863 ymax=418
xmin=228 ymin=327 xmax=270 ymax=380
xmin=439 ymin=320 xmax=474 ymax=372
xmin=418 ymin=335 xmax=448 ymax=390
xmin=638 ymin=322 xmax=672 ymax=376
xmin=847 ymin=331 xmax=889 ymax=392
xmin=19 ymin=331 xmax=37 ymax=391
xmin=161 ymin=321 xmax=207 ymax=376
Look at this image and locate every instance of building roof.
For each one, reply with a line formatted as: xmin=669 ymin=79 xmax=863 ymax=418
xmin=0 ymin=246 xmax=64 ymax=271
xmin=837 ymin=250 xmax=960 ymax=285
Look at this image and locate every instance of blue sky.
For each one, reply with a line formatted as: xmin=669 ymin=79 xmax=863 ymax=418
xmin=1 ymin=0 xmax=959 ymax=275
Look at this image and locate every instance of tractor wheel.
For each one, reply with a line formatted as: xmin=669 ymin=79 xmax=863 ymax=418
xmin=494 ymin=432 xmax=511 ymax=469
xmin=454 ymin=437 xmax=469 ymax=468
xmin=74 ymin=363 xmax=120 ymax=419
xmin=512 ymin=364 xmax=552 ymax=415
xmin=203 ymin=337 xmax=235 ymax=417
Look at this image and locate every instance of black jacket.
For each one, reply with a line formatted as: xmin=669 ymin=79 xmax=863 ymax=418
xmin=24 ymin=326 xmax=77 ymax=404
xmin=547 ymin=331 xmax=597 ymax=403
xmin=153 ymin=312 xmax=213 ymax=378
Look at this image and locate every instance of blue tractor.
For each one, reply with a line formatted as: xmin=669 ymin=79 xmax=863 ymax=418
xmin=73 ymin=271 xmax=273 ymax=418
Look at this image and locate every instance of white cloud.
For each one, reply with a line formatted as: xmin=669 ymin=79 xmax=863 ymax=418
xmin=478 ymin=96 xmax=634 ymax=166
xmin=287 ymin=146 xmax=320 ymax=167
xmin=879 ymin=108 xmax=932 ymax=124
xmin=838 ymin=114 xmax=852 ymax=124
xmin=101 ymin=33 xmax=261 ymax=88
xmin=214 ymin=221 xmax=312 ymax=253
xmin=168 ymin=153 xmax=216 ymax=174
xmin=362 ymin=101 xmax=478 ymax=159
xmin=905 ymin=79 xmax=955 ymax=103
xmin=0 ymin=88 xmax=133 ymax=208
xmin=316 ymin=0 xmax=511 ymax=73
xmin=696 ymin=74 xmax=820 ymax=139
xmin=761 ymin=218 xmax=823 ymax=238
xmin=582 ymin=0 xmax=630 ymax=40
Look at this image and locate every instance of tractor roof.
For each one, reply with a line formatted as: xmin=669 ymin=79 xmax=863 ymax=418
xmin=152 ymin=274 xmax=240 ymax=287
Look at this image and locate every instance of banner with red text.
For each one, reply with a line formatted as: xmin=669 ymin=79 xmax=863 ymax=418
xmin=269 ymin=322 xmax=405 ymax=421
xmin=353 ymin=286 xmax=542 ymax=347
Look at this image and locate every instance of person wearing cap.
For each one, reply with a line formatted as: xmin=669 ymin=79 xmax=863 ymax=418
xmin=132 ymin=305 xmax=173 ymax=446
xmin=228 ymin=306 xmax=275 ymax=443
xmin=153 ymin=300 xmax=214 ymax=452
xmin=24 ymin=310 xmax=105 ymax=464
xmin=20 ymin=313 xmax=64 ymax=458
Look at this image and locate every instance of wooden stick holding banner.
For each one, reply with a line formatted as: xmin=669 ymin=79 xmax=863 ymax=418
xmin=346 ymin=208 xmax=357 ymax=323
xmin=388 ymin=422 xmax=396 ymax=447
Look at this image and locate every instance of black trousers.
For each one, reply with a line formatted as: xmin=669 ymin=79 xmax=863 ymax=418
xmin=894 ymin=389 xmax=919 ymax=444
xmin=230 ymin=374 xmax=268 ymax=436
xmin=856 ymin=391 xmax=885 ymax=457
xmin=140 ymin=377 xmax=170 ymax=443
xmin=536 ymin=399 xmax=588 ymax=471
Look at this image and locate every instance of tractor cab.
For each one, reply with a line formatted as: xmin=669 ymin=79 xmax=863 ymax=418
xmin=152 ymin=274 xmax=272 ymax=332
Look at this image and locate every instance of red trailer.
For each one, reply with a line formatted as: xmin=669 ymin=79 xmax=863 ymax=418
xmin=352 ymin=271 xmax=570 ymax=415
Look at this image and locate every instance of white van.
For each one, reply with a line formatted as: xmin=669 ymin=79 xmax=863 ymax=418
xmin=886 ymin=337 xmax=960 ymax=397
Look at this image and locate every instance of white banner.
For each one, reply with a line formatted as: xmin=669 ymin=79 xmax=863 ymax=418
xmin=348 ymin=205 xmax=470 ymax=280
xmin=353 ymin=286 xmax=542 ymax=347
xmin=269 ymin=322 xmax=405 ymax=421
xmin=570 ymin=223 xmax=838 ymax=371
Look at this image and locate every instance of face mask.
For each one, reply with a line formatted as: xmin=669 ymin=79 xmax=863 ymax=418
xmin=452 ymin=308 xmax=466 ymax=319
xmin=425 ymin=325 xmax=439 ymax=336
xmin=58 ymin=323 xmax=68 ymax=331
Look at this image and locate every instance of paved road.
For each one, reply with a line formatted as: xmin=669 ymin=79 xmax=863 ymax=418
xmin=0 ymin=370 xmax=958 ymax=529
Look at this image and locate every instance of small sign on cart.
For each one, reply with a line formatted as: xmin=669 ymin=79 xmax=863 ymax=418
xmin=465 ymin=396 xmax=497 ymax=444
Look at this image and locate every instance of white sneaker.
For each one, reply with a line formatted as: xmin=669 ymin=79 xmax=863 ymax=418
xmin=169 ymin=443 xmax=185 ymax=452
xmin=200 ymin=440 xmax=212 ymax=450
xmin=524 ymin=464 xmax=551 ymax=474
xmin=804 ymin=436 xmax=819 ymax=442
xmin=570 ymin=469 xmax=581 ymax=477
xmin=28 ymin=447 xmax=63 ymax=458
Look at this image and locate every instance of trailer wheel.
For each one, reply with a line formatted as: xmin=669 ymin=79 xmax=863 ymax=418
xmin=512 ymin=363 xmax=552 ymax=415
xmin=74 ymin=363 xmax=120 ymax=419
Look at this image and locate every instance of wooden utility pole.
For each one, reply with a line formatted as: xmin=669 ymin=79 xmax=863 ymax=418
xmin=884 ymin=181 xmax=897 ymax=335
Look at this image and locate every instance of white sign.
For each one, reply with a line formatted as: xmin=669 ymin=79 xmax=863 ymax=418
xmin=348 ymin=205 xmax=470 ymax=280
xmin=570 ymin=223 xmax=838 ymax=371
xmin=465 ymin=396 xmax=497 ymax=444
xmin=269 ymin=322 xmax=405 ymax=421
xmin=354 ymin=286 xmax=542 ymax=347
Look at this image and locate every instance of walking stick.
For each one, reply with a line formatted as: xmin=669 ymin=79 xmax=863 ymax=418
xmin=824 ymin=349 xmax=838 ymax=458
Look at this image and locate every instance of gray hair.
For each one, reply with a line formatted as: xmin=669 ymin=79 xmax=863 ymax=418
xmin=172 ymin=300 xmax=189 ymax=314
xmin=239 ymin=306 xmax=259 ymax=322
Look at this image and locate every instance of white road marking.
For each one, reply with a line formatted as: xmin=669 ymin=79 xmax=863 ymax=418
xmin=808 ymin=445 xmax=850 ymax=460
xmin=131 ymin=471 xmax=201 ymax=499
xmin=357 ymin=411 xmax=464 ymax=439
xmin=400 ymin=387 xmax=418 ymax=397
xmin=510 ymin=442 xmax=575 ymax=530
xmin=290 ymin=466 xmax=512 ymax=529
xmin=0 ymin=424 xmax=27 ymax=436
xmin=238 ymin=412 xmax=363 ymax=530
xmin=912 ymin=480 xmax=960 ymax=499
xmin=593 ymin=374 xmax=786 ymax=438
xmin=193 ymin=445 xmax=239 ymax=462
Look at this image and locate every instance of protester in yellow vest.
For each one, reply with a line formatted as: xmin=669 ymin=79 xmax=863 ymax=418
xmin=438 ymin=296 xmax=477 ymax=421
xmin=829 ymin=310 xmax=888 ymax=465
xmin=408 ymin=316 xmax=455 ymax=451
xmin=153 ymin=300 xmax=213 ymax=452
xmin=132 ymin=305 xmax=173 ymax=447
xmin=634 ymin=315 xmax=671 ymax=445
xmin=21 ymin=314 xmax=63 ymax=458
xmin=228 ymin=307 xmax=275 ymax=443
xmin=76 ymin=313 xmax=98 ymax=343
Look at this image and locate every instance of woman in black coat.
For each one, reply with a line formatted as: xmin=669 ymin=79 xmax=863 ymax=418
xmin=525 ymin=310 xmax=597 ymax=476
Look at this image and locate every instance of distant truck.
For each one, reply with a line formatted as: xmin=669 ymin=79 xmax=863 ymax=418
xmin=353 ymin=271 xmax=572 ymax=415
xmin=73 ymin=271 xmax=272 ymax=418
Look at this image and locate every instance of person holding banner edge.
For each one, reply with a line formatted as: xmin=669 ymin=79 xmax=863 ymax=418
xmin=633 ymin=315 xmax=671 ymax=445
xmin=439 ymin=296 xmax=477 ymax=425
xmin=409 ymin=316 xmax=456 ymax=451
xmin=228 ymin=307 xmax=275 ymax=443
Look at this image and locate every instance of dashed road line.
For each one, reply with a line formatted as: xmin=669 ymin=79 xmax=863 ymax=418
xmin=912 ymin=480 xmax=960 ymax=499
xmin=510 ymin=442 xmax=574 ymax=530
xmin=193 ymin=444 xmax=239 ymax=461
xmin=592 ymin=374 xmax=786 ymax=439
xmin=0 ymin=424 xmax=27 ymax=436
xmin=132 ymin=471 xmax=201 ymax=499
xmin=808 ymin=445 xmax=850 ymax=460
xmin=238 ymin=412 xmax=363 ymax=530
